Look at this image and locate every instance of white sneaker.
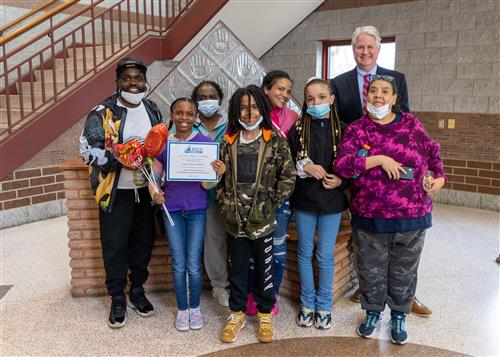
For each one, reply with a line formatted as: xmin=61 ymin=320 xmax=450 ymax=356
xmin=212 ymin=287 xmax=229 ymax=307
xmin=189 ymin=307 xmax=205 ymax=330
xmin=175 ymin=310 xmax=189 ymax=331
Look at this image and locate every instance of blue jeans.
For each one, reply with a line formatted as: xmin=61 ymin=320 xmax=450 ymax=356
xmin=248 ymin=199 xmax=292 ymax=295
xmin=295 ymin=209 xmax=342 ymax=312
xmin=272 ymin=199 xmax=292 ymax=293
xmin=163 ymin=209 xmax=206 ymax=310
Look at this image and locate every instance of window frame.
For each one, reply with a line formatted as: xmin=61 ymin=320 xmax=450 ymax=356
xmin=322 ymin=36 xmax=396 ymax=80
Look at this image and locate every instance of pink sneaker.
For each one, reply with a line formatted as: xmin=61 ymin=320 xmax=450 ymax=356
xmin=272 ymin=295 xmax=279 ymax=316
xmin=245 ymin=293 xmax=257 ymax=316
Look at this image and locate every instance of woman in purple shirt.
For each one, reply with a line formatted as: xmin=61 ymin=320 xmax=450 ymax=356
xmin=335 ymin=75 xmax=445 ymax=345
xmin=152 ymin=98 xmax=225 ymax=332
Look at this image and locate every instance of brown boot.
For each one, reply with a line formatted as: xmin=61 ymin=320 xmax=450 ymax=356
xmin=351 ymin=288 xmax=361 ymax=303
xmin=220 ymin=311 xmax=245 ymax=343
xmin=256 ymin=312 xmax=275 ymax=343
xmin=412 ymin=297 xmax=432 ymax=317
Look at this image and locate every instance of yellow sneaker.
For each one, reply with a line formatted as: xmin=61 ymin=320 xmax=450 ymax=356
xmin=256 ymin=312 xmax=274 ymax=343
xmin=220 ymin=311 xmax=246 ymax=343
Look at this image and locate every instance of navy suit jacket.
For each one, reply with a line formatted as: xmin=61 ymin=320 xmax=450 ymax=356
xmin=330 ymin=66 xmax=409 ymax=125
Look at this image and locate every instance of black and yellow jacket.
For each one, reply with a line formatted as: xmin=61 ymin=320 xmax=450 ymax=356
xmin=80 ymin=93 xmax=162 ymax=212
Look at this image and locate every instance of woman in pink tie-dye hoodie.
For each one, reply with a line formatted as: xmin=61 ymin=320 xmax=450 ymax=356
xmin=335 ymin=75 xmax=446 ymax=345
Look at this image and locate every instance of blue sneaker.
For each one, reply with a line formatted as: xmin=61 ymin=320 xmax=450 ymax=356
xmin=390 ymin=312 xmax=408 ymax=345
xmin=356 ymin=310 xmax=381 ymax=338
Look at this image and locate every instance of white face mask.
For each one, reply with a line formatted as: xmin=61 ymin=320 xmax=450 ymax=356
xmin=366 ymin=102 xmax=392 ymax=120
xmin=197 ymin=100 xmax=220 ymax=117
xmin=239 ymin=116 xmax=263 ymax=131
xmin=120 ymin=90 xmax=145 ymax=105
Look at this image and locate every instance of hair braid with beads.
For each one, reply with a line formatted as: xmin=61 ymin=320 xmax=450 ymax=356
xmin=295 ymin=78 xmax=342 ymax=161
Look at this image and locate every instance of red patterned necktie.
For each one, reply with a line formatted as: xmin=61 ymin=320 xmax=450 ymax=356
xmin=362 ymin=74 xmax=371 ymax=114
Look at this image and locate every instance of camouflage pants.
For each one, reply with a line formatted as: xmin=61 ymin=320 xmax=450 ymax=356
xmin=352 ymin=228 xmax=426 ymax=314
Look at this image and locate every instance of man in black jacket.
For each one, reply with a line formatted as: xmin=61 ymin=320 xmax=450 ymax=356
xmin=330 ymin=26 xmax=431 ymax=317
xmin=330 ymin=26 xmax=409 ymax=126
xmin=80 ymin=57 xmax=163 ymax=328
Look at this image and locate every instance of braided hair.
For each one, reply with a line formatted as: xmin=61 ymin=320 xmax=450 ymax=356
xmin=295 ymin=78 xmax=342 ymax=161
xmin=227 ymin=85 xmax=272 ymax=136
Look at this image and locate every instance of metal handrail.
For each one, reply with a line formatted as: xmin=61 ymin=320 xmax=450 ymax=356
xmin=0 ymin=0 xmax=100 ymax=59
xmin=0 ymin=0 xmax=195 ymax=140
xmin=0 ymin=0 xmax=78 ymax=46
xmin=0 ymin=0 xmax=59 ymax=36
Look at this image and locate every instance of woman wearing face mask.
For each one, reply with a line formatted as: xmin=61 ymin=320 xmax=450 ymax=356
xmin=334 ymin=75 xmax=446 ymax=345
xmin=189 ymin=81 xmax=231 ymax=308
xmin=244 ymin=71 xmax=299 ymax=316
xmin=218 ymin=85 xmax=296 ymax=344
xmin=288 ymin=78 xmax=348 ymax=330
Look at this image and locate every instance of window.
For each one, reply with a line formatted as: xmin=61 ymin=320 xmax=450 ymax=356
xmin=322 ymin=37 xmax=396 ymax=79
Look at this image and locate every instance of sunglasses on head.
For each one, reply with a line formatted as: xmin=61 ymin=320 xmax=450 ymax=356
xmin=370 ymin=74 xmax=395 ymax=83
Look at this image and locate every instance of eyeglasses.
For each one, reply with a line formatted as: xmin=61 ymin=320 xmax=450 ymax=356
xmin=370 ymin=74 xmax=395 ymax=83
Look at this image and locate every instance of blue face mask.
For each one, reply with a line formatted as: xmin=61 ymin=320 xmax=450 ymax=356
xmin=197 ymin=99 xmax=220 ymax=117
xmin=306 ymin=103 xmax=331 ymax=119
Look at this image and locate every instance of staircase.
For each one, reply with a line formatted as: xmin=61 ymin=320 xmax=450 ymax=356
xmin=0 ymin=0 xmax=228 ymax=179
xmin=0 ymin=44 xmax=112 ymax=131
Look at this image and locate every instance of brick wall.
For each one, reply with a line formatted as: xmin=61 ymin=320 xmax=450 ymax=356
xmin=62 ymin=159 xmax=357 ymax=298
xmin=62 ymin=159 xmax=176 ymax=296
xmin=0 ymin=166 xmax=65 ymax=211
xmin=442 ymin=159 xmax=500 ymax=195
xmin=417 ymin=112 xmax=500 ymax=162
xmin=416 ymin=111 xmax=500 ymax=196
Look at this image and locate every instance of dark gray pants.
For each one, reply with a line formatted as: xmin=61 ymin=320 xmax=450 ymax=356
xmin=352 ymin=228 xmax=426 ymax=314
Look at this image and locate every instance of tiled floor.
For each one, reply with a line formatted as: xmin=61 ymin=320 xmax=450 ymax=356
xmin=1 ymin=203 xmax=499 ymax=357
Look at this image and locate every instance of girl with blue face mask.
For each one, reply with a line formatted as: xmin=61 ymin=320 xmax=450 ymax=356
xmin=288 ymin=78 xmax=348 ymax=330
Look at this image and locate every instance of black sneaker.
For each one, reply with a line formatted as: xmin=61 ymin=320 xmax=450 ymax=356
xmin=108 ymin=296 xmax=127 ymax=329
xmin=128 ymin=287 xmax=154 ymax=317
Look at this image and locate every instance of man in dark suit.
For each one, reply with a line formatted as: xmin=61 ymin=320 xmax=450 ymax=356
xmin=330 ymin=26 xmax=431 ymax=317
xmin=331 ymin=26 xmax=409 ymax=125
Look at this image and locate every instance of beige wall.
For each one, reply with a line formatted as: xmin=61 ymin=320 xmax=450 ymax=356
xmin=260 ymin=0 xmax=499 ymax=114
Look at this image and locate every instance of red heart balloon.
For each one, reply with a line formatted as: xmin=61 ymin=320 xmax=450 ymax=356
xmin=144 ymin=124 xmax=169 ymax=158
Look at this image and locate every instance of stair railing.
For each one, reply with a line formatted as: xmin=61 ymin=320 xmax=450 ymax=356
xmin=0 ymin=0 xmax=194 ymax=141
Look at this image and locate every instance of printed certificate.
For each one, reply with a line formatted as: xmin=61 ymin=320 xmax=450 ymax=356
xmin=166 ymin=141 xmax=219 ymax=182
